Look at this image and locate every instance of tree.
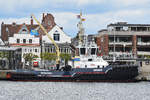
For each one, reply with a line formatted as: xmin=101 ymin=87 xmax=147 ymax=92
xmin=0 ymin=51 xmax=9 ymax=69
xmin=41 ymin=53 xmax=71 ymax=65
xmin=41 ymin=52 xmax=57 ymax=61
xmin=60 ymin=53 xmax=71 ymax=65
xmin=0 ymin=51 xmax=9 ymax=59
xmin=23 ymin=53 xmax=38 ymax=68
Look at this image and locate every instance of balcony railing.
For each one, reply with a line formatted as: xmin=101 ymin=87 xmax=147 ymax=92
xmin=137 ymin=42 xmax=150 ymax=45
xmin=108 ymin=52 xmax=133 ymax=58
xmin=137 ymin=51 xmax=150 ymax=55
xmin=109 ymin=42 xmax=132 ymax=45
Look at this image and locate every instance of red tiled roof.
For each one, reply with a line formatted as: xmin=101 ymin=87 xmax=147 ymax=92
xmin=1 ymin=13 xmax=56 ymax=41
xmin=10 ymin=43 xmax=40 ymax=46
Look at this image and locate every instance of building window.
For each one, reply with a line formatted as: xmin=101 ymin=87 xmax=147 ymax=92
xmin=25 ymin=49 xmax=27 ymax=52
xmin=61 ymin=48 xmax=63 ymax=53
xmin=17 ymin=39 xmax=20 ymax=43
xmin=29 ymin=39 xmax=32 ymax=43
xmin=66 ymin=48 xmax=68 ymax=53
xmin=35 ymin=49 xmax=37 ymax=52
xmin=51 ymin=48 xmax=53 ymax=53
xmin=23 ymin=39 xmax=26 ymax=43
xmin=64 ymin=48 xmax=66 ymax=53
xmin=53 ymin=34 xmax=60 ymax=41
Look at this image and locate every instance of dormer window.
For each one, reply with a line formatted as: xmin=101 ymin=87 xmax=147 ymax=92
xmin=22 ymin=29 xmax=27 ymax=31
xmin=54 ymin=34 xmax=60 ymax=41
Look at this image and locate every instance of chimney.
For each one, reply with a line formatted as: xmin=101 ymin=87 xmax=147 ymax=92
xmin=12 ymin=22 xmax=16 ymax=26
xmin=60 ymin=27 xmax=63 ymax=30
xmin=42 ymin=13 xmax=45 ymax=20
xmin=31 ymin=16 xmax=33 ymax=26
xmin=1 ymin=22 xmax=4 ymax=25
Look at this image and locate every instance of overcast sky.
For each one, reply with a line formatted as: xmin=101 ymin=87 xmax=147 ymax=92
xmin=0 ymin=0 xmax=150 ymax=37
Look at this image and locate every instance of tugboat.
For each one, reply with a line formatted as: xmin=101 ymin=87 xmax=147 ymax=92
xmin=6 ymin=12 xmax=139 ymax=82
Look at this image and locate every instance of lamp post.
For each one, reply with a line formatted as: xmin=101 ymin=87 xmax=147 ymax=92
xmin=101 ymin=37 xmax=103 ymax=56
xmin=113 ymin=27 xmax=116 ymax=62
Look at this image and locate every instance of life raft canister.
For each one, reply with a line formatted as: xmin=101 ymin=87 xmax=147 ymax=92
xmin=33 ymin=61 xmax=38 ymax=67
xmin=6 ymin=73 xmax=11 ymax=79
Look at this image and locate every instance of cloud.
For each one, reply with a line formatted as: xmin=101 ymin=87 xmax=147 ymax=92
xmin=0 ymin=0 xmax=107 ymax=16
xmin=0 ymin=0 xmax=149 ymax=14
xmin=113 ymin=0 xmax=150 ymax=7
xmin=0 ymin=9 xmax=150 ymax=37
xmin=84 ymin=9 xmax=150 ymax=32
xmin=53 ymin=0 xmax=105 ymax=6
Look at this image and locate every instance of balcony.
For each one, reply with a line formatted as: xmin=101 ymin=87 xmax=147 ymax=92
xmin=109 ymin=52 xmax=133 ymax=58
xmin=109 ymin=42 xmax=132 ymax=45
xmin=137 ymin=42 xmax=150 ymax=46
xmin=107 ymin=31 xmax=150 ymax=36
xmin=137 ymin=51 xmax=150 ymax=55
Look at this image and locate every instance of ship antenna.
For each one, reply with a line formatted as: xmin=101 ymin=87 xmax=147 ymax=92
xmin=77 ymin=10 xmax=85 ymax=44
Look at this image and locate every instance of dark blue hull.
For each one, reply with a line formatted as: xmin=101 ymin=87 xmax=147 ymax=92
xmin=7 ymin=65 xmax=139 ymax=82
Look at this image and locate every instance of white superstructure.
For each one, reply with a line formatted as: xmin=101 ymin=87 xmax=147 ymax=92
xmin=72 ymin=12 xmax=109 ymax=68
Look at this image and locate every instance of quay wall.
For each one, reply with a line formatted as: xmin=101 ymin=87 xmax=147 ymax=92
xmin=136 ymin=62 xmax=150 ymax=81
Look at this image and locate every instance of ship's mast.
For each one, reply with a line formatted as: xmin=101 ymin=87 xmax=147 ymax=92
xmin=77 ymin=11 xmax=85 ymax=45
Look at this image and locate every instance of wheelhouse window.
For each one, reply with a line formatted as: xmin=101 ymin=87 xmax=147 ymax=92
xmin=53 ymin=34 xmax=60 ymax=41
xmin=17 ymin=39 xmax=20 ymax=43
xmin=91 ymin=48 xmax=96 ymax=55
xmin=80 ymin=48 xmax=86 ymax=55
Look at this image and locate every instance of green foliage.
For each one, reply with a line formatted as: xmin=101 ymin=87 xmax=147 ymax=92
xmin=23 ymin=53 xmax=38 ymax=62
xmin=144 ymin=55 xmax=150 ymax=59
xmin=60 ymin=53 xmax=71 ymax=61
xmin=0 ymin=51 xmax=9 ymax=59
xmin=41 ymin=53 xmax=71 ymax=61
xmin=138 ymin=54 xmax=150 ymax=58
xmin=41 ymin=53 xmax=57 ymax=60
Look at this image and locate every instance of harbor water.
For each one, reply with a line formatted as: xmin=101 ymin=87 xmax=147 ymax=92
xmin=0 ymin=81 xmax=149 ymax=100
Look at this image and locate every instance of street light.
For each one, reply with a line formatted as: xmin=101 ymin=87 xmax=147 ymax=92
xmin=123 ymin=43 xmax=126 ymax=58
xmin=113 ymin=27 xmax=116 ymax=62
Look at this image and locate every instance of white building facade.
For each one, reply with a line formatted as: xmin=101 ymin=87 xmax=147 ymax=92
xmin=42 ymin=25 xmax=71 ymax=44
xmin=41 ymin=25 xmax=72 ymax=68
xmin=42 ymin=25 xmax=71 ymax=54
xmin=9 ymin=33 xmax=40 ymax=62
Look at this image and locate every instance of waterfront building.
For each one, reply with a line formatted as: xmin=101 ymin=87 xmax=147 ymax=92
xmin=1 ymin=13 xmax=56 ymax=42
xmin=0 ymin=38 xmax=5 ymax=46
xmin=8 ymin=32 xmax=41 ymax=63
xmin=41 ymin=25 xmax=72 ymax=68
xmin=1 ymin=13 xmax=67 ymax=68
xmin=0 ymin=47 xmax=22 ymax=70
xmin=42 ymin=25 xmax=71 ymax=53
xmin=97 ymin=22 xmax=150 ymax=58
